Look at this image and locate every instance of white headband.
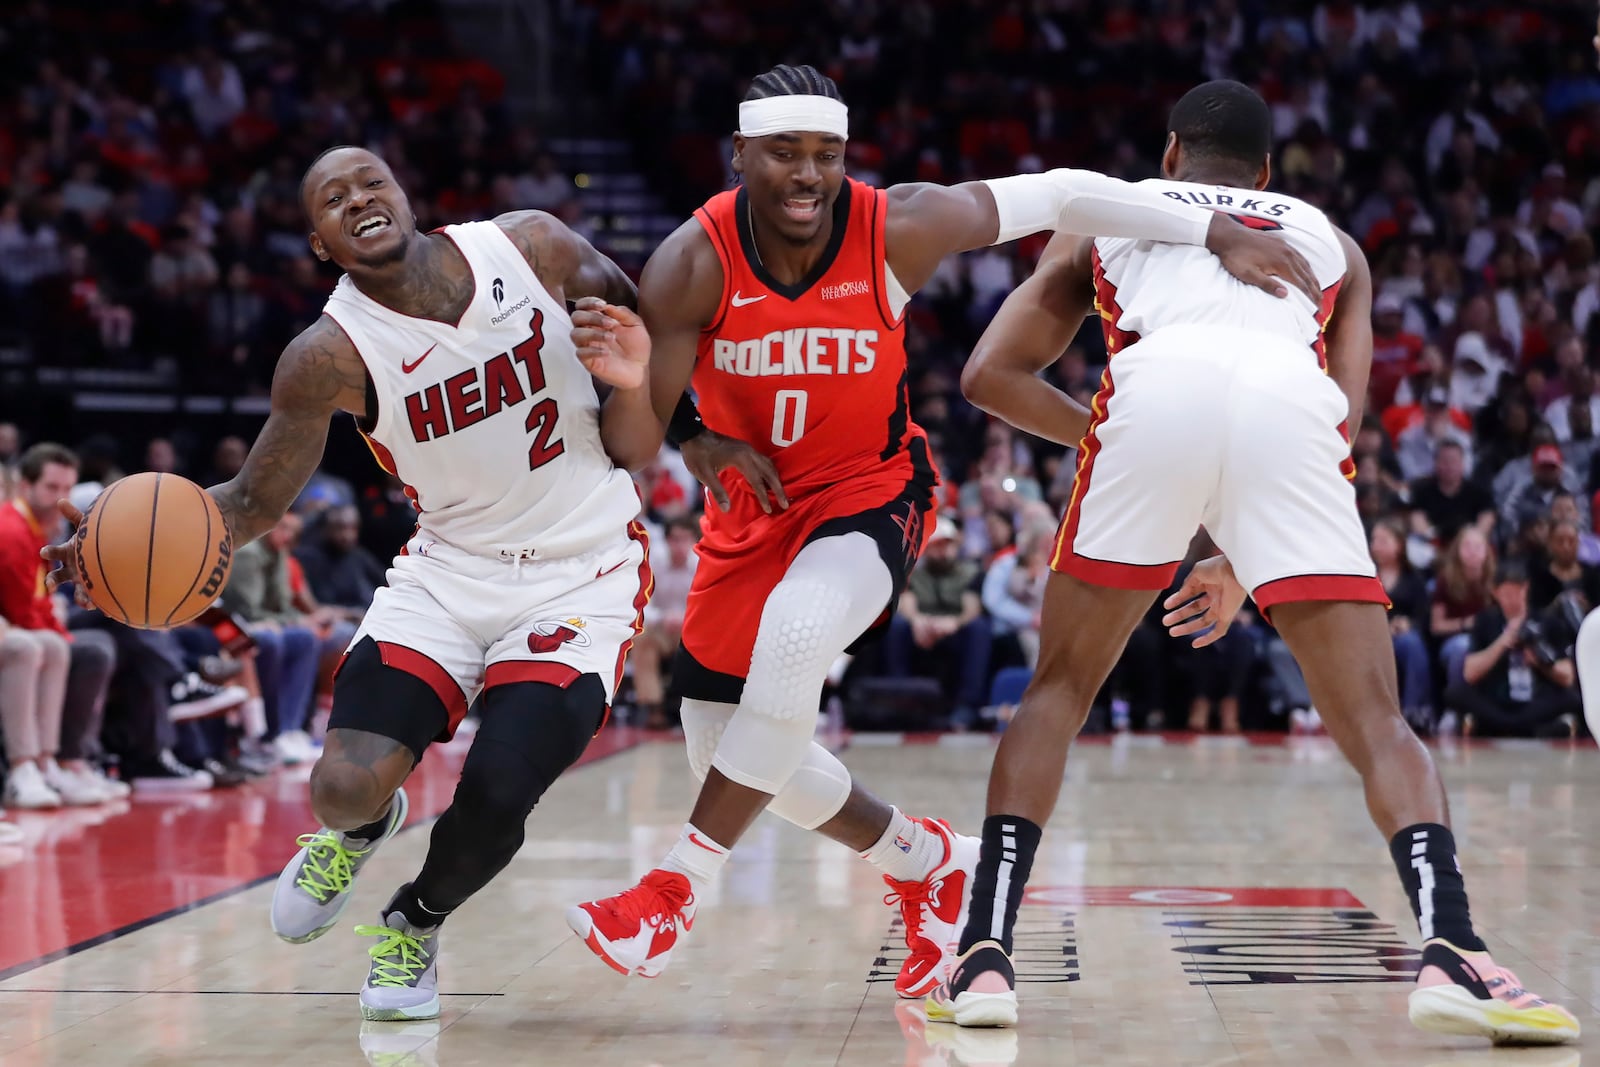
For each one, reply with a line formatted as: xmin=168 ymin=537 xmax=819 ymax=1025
xmin=738 ymin=95 xmax=849 ymax=140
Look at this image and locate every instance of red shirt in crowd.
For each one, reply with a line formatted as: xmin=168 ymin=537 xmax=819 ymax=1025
xmin=0 ymin=499 xmax=67 ymax=635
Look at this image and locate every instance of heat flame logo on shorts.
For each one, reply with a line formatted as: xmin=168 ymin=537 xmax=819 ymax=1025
xmin=526 ymin=617 xmax=591 ymax=654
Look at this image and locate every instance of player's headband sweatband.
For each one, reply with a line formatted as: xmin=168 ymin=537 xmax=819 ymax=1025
xmin=738 ymin=96 xmax=849 ymax=140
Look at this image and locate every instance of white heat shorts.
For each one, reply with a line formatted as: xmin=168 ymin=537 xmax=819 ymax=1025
xmin=1052 ymin=324 xmax=1385 ymax=615
xmin=346 ymin=522 xmax=652 ymax=733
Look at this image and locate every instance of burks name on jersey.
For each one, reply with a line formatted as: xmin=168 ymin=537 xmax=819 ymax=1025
xmin=1160 ymin=188 xmax=1292 ymax=217
xmin=709 ymin=327 xmax=879 ymax=378
xmin=401 ymin=306 xmax=564 ymax=469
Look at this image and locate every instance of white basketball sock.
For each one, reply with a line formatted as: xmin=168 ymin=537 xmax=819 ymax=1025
xmin=660 ymin=822 xmax=731 ymax=890
xmin=860 ymin=807 xmax=944 ymax=883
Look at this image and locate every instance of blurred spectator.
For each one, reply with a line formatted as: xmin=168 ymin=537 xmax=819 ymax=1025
xmin=4 ymin=446 xmax=219 ymax=790
xmin=1529 ymin=519 xmax=1600 ymax=614
xmin=1502 ymin=443 xmax=1582 ymax=535
xmin=886 ymin=521 xmax=990 ymax=729
xmin=1446 ymin=560 xmax=1581 ymax=738
xmin=1396 ymin=387 xmax=1473 ymax=481
xmin=220 ymin=514 xmax=322 ymax=763
xmin=294 ymin=505 xmax=385 ymax=615
xmin=360 ymin=473 xmax=420 ymax=561
xmin=981 ymin=516 xmax=1052 ymax=668
xmin=1431 ymin=526 xmax=1497 ymax=694
xmin=1371 ymin=517 xmax=1435 ymax=729
xmin=1409 ymin=439 xmax=1494 ymax=547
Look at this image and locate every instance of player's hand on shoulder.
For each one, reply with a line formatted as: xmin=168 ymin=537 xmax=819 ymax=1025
xmin=1204 ymin=215 xmax=1321 ymax=304
xmin=681 ymin=429 xmax=789 ymax=515
xmin=39 ymin=500 xmax=94 ymax=609
xmin=1161 ymin=555 xmax=1246 ymax=649
xmin=572 ymin=296 xmax=650 ymax=389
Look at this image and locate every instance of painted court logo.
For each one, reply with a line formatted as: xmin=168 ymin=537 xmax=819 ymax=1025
xmin=527 ymin=618 xmax=591 ymax=654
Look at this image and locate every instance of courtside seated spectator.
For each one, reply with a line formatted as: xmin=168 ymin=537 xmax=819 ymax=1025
xmin=1446 ymin=560 xmax=1582 ymax=738
xmin=885 ymin=520 xmax=991 ymax=730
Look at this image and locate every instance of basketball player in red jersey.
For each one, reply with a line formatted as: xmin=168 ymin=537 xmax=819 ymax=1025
xmin=928 ymin=82 xmax=1578 ymax=1043
xmin=44 ymin=147 xmax=656 ymax=1021
xmin=564 ymin=64 xmax=1317 ymax=990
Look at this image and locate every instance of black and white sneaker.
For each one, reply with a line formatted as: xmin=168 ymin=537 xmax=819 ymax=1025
xmin=201 ymin=758 xmax=249 ymax=788
xmin=169 ymin=673 xmax=248 ymax=722
xmin=126 ymin=750 xmax=215 ymax=792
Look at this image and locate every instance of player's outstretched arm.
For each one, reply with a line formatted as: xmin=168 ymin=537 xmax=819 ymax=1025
xmin=41 ymin=318 xmax=357 ymax=593
xmin=1323 ymin=227 xmax=1374 ymax=435
xmin=883 ymin=172 xmax=1319 ymax=300
xmin=959 ymin=231 xmax=1097 ymax=447
xmin=211 ymin=317 xmax=365 ymax=546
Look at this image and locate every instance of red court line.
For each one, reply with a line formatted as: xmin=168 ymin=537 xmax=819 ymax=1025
xmin=0 ymin=727 xmax=644 ymax=981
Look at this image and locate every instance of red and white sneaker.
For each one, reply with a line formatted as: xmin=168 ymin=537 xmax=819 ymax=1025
xmin=566 ymin=869 xmax=698 ymax=978
xmin=882 ymin=817 xmax=980 ymax=998
xmin=1408 ymin=938 xmax=1580 ymax=1045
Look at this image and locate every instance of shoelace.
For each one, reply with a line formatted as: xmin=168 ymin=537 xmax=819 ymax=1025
xmin=882 ymin=878 xmax=931 ymax=945
xmin=293 ymin=832 xmax=368 ymax=903
xmin=355 ymin=924 xmax=433 ymax=987
xmin=608 ymin=874 xmax=692 ymax=929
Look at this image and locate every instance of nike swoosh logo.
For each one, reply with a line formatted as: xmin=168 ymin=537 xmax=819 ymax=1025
xmin=730 ymin=291 xmax=767 ymax=307
xmin=401 ymin=344 xmax=437 ymax=374
xmin=595 ymin=559 xmax=628 ymax=580
xmin=687 ymin=832 xmax=725 ymax=854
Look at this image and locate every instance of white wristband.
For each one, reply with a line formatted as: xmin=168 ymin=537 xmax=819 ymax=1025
xmin=982 ymin=170 xmax=1213 ymax=247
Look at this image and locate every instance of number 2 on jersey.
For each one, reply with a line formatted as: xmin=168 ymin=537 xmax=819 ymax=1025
xmin=512 ymin=324 xmax=566 ymax=470
xmin=771 ymin=389 xmax=808 ymax=447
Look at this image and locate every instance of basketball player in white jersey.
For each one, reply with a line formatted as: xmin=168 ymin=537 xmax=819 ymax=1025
xmin=929 ymin=82 xmax=1580 ymax=1046
xmin=43 ymin=145 xmax=654 ymax=1021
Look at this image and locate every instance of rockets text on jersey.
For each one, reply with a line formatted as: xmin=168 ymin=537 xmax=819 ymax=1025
xmin=691 ymin=178 xmax=935 ymax=498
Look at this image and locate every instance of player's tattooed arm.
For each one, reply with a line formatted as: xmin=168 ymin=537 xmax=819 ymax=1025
xmin=495 ymin=210 xmax=638 ymax=310
xmin=210 ymin=316 xmax=366 ymax=546
xmin=960 ymin=230 xmax=1097 ymax=447
xmin=1323 ymin=227 xmax=1374 ymax=437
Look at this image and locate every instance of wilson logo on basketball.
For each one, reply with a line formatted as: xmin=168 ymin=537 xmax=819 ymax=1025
xmin=527 ymin=617 xmax=591 ymax=653
xmin=199 ymin=535 xmax=234 ymax=599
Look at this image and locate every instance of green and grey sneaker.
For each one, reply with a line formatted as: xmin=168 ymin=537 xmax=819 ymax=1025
xmin=356 ymin=910 xmax=441 ymax=1021
xmin=270 ymin=787 xmax=409 ymax=944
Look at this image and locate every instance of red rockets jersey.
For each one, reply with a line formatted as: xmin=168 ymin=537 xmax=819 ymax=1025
xmin=691 ymin=178 xmax=936 ymax=500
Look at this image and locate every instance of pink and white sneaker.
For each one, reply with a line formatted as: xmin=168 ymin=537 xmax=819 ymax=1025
xmin=1408 ymin=938 xmax=1580 ymax=1045
xmin=566 ymin=869 xmax=698 ymax=978
xmin=882 ymin=817 xmax=980 ymax=998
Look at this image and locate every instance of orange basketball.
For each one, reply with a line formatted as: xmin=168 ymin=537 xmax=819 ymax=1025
xmin=73 ymin=472 xmax=234 ymax=629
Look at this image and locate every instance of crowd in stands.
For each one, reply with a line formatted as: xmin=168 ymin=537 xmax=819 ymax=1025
xmin=3 ymin=1 xmax=1600 ymax=839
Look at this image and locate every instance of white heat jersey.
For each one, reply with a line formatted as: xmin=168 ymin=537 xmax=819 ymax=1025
xmin=322 ymin=220 xmax=639 ymax=559
xmin=1092 ymin=179 xmax=1348 ymax=353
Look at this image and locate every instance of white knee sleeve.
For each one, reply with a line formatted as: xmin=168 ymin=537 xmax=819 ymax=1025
xmin=711 ymin=534 xmax=892 ymax=796
xmin=682 ymin=697 xmax=852 ymax=830
xmin=1577 ymin=609 xmax=1600 ymax=740
xmin=681 ymin=698 xmax=735 ymax=782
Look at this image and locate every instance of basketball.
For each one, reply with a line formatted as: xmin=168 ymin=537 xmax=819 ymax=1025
xmin=72 ymin=472 xmax=234 ymax=629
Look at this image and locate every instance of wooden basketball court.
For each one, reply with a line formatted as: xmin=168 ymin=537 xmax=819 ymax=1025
xmin=0 ymin=729 xmax=1591 ymax=1066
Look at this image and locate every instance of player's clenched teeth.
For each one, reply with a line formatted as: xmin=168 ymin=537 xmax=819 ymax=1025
xmin=783 ymin=198 xmax=821 ymax=221
xmin=353 ymin=215 xmax=392 ymax=237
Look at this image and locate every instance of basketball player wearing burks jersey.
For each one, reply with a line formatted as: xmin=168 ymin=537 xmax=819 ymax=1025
xmin=45 ymin=146 xmax=653 ymax=1022
xmin=931 ymin=81 xmax=1579 ymax=1044
xmin=564 ymin=63 xmax=1318 ymax=991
